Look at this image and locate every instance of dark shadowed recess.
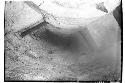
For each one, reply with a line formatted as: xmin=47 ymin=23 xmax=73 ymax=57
xmin=31 ymin=27 xmax=80 ymax=51
xmin=19 ymin=20 xmax=79 ymax=51
xmin=113 ymin=2 xmax=122 ymax=29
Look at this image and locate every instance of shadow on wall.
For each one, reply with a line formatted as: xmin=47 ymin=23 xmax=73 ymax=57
xmin=31 ymin=27 xmax=80 ymax=51
xmin=113 ymin=2 xmax=122 ymax=28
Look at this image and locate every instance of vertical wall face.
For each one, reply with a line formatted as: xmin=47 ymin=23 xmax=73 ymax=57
xmin=84 ymin=13 xmax=121 ymax=68
xmin=87 ymin=13 xmax=120 ymax=48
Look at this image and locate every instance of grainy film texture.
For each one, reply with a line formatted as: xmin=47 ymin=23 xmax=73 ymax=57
xmin=4 ymin=0 xmax=121 ymax=82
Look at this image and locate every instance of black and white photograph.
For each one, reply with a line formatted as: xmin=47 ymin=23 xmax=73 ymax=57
xmin=4 ymin=0 xmax=122 ymax=82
